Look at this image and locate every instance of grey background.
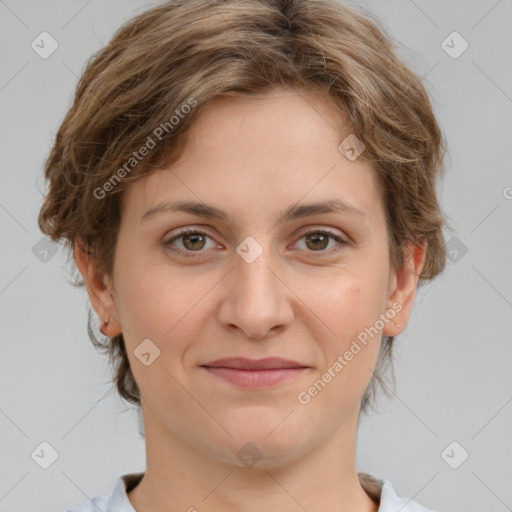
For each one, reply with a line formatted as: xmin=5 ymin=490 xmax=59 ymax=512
xmin=1 ymin=1 xmax=511 ymax=511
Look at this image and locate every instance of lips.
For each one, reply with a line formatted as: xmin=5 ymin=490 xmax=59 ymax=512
xmin=200 ymin=357 xmax=308 ymax=370
xmin=200 ymin=357 xmax=310 ymax=389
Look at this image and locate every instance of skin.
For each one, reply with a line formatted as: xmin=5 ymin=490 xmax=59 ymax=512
xmin=75 ymin=87 xmax=426 ymax=512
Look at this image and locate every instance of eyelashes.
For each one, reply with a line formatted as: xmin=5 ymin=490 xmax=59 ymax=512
xmin=165 ymin=228 xmax=219 ymax=257
xmin=164 ymin=227 xmax=349 ymax=258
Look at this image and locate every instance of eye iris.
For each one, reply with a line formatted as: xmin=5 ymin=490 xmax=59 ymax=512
xmin=305 ymin=232 xmax=329 ymax=250
xmin=183 ymin=232 xmax=206 ymax=250
xmin=175 ymin=231 xmax=336 ymax=253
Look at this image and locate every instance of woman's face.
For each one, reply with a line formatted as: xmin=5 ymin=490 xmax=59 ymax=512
xmin=83 ymin=88 xmax=423 ymax=467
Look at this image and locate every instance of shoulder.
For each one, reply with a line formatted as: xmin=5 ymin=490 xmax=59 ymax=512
xmin=358 ymin=472 xmax=437 ymax=512
xmin=380 ymin=479 xmax=437 ymax=511
xmin=66 ymin=494 xmax=109 ymax=512
xmin=65 ymin=472 xmax=144 ymax=512
xmin=69 ymin=471 xmax=437 ymax=512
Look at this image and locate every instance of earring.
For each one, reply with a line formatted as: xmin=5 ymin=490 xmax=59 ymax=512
xmin=391 ymin=319 xmax=400 ymax=327
xmin=100 ymin=317 xmax=110 ymax=336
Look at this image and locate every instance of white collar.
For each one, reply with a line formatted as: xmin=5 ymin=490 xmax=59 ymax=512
xmin=68 ymin=472 xmax=435 ymax=512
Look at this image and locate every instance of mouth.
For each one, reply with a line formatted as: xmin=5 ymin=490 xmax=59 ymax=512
xmin=199 ymin=357 xmax=309 ymax=389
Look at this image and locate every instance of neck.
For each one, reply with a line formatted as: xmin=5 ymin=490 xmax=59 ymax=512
xmin=127 ymin=405 xmax=379 ymax=512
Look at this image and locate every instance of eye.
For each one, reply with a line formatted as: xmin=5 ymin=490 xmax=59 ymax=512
xmin=164 ymin=227 xmax=348 ymax=258
xmin=292 ymin=228 xmax=348 ymax=255
xmin=164 ymin=228 xmax=218 ymax=257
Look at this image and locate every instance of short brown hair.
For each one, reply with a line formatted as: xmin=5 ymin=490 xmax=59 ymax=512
xmin=38 ymin=0 xmax=450 ymax=414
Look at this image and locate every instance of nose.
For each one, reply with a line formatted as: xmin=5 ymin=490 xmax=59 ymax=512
xmin=217 ymin=242 xmax=294 ymax=340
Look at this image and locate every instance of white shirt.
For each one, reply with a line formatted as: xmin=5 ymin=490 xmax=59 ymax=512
xmin=66 ymin=472 xmax=436 ymax=512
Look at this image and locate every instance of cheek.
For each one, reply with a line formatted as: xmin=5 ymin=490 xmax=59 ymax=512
xmin=304 ymin=274 xmax=386 ymax=339
xmin=303 ymin=274 xmax=387 ymax=393
xmin=112 ymin=254 xmax=179 ymax=351
xmin=115 ymin=268 xmax=196 ymax=403
xmin=115 ymin=258 xmax=218 ymax=364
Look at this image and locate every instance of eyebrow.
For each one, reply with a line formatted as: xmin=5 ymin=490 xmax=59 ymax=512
xmin=140 ymin=198 xmax=367 ymax=224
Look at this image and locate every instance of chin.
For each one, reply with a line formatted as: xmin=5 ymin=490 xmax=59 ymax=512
xmin=208 ymin=425 xmax=309 ymax=469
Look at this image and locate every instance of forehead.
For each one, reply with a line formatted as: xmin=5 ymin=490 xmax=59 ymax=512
xmin=187 ymin=88 xmax=347 ymax=157
xmin=121 ymin=88 xmax=383 ymax=229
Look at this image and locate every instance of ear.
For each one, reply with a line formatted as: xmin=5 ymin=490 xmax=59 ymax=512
xmin=74 ymin=239 xmax=122 ymax=337
xmin=382 ymin=239 xmax=427 ymax=337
